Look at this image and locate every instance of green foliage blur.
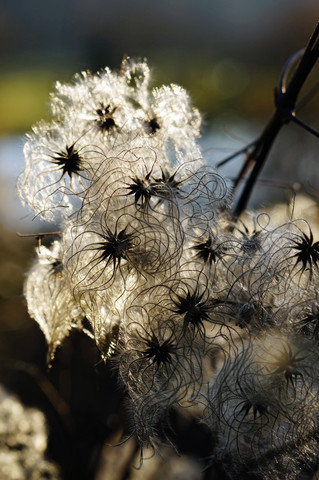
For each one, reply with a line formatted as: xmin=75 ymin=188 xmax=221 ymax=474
xmin=0 ymin=0 xmax=318 ymax=134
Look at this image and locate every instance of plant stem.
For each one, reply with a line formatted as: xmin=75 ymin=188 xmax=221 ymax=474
xmin=231 ymin=22 xmax=319 ymax=220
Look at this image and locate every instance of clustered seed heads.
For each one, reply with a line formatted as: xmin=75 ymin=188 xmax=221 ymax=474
xmin=18 ymin=58 xmax=319 ymax=478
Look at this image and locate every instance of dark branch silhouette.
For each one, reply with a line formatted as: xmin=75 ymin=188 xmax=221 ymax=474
xmin=217 ymin=22 xmax=319 ymax=219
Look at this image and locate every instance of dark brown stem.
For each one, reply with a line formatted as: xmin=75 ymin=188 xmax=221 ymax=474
xmin=16 ymin=231 xmax=62 ymax=237
xmin=230 ymin=22 xmax=319 ymax=220
xmin=233 ymin=112 xmax=283 ymax=219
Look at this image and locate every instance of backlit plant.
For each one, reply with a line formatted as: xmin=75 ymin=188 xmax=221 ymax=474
xmin=17 ymin=28 xmax=319 ymax=479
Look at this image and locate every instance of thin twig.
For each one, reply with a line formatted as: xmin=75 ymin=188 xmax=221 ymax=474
xmin=222 ymin=22 xmax=319 ymax=220
xmin=17 ymin=231 xmax=62 ymax=248
xmin=215 ymin=140 xmax=257 ymax=168
xmin=16 ymin=231 xmax=62 ymax=237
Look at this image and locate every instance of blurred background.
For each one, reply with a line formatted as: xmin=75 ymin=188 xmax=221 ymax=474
xmin=1 ymin=0 xmax=319 ymax=230
xmin=1 ymin=1 xmax=319 ymax=478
